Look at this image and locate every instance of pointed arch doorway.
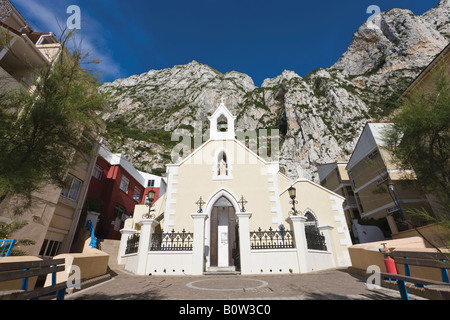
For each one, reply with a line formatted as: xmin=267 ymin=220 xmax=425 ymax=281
xmin=209 ymin=196 xmax=239 ymax=268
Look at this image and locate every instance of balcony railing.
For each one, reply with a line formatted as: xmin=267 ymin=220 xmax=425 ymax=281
xmin=0 ymin=239 xmax=16 ymax=257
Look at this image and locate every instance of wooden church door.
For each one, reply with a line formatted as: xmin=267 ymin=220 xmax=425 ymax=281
xmin=210 ymin=205 xmax=237 ymax=267
xmin=210 ymin=207 xmax=219 ymax=267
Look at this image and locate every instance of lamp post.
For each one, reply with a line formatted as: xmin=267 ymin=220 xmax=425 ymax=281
xmin=142 ymin=189 xmax=156 ymax=219
xmin=288 ymin=186 xmax=298 ymax=216
xmin=388 ymin=183 xmax=406 ymax=221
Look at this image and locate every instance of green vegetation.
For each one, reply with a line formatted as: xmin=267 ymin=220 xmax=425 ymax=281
xmin=0 ymin=221 xmax=35 ymax=256
xmin=384 ymin=68 xmax=450 ymax=211
xmin=311 ymin=77 xmax=327 ymax=98
xmin=383 ymin=67 xmax=450 ymax=250
xmin=0 ymin=30 xmax=107 ymax=214
xmin=363 ymin=56 xmax=386 ymax=78
xmin=105 ymin=117 xmax=177 ymax=149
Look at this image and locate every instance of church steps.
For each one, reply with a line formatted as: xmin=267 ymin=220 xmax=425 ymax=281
xmin=204 ymin=266 xmax=241 ymax=275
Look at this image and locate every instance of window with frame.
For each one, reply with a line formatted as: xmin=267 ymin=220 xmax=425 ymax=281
xmin=376 ymin=174 xmax=389 ymax=185
xmin=147 ymin=179 xmax=155 ymax=187
xmin=304 ymin=212 xmax=319 ymax=232
xmin=218 ymin=151 xmax=228 ymax=176
xmin=133 ymin=186 xmax=141 ymax=202
xmin=304 ymin=211 xmax=327 ymax=251
xmin=120 ymin=175 xmax=129 ymax=193
xmin=366 ymin=149 xmax=379 ymax=160
xmin=61 ymin=174 xmax=82 ymax=201
xmin=114 ymin=204 xmax=126 ymax=219
xmin=39 ymin=239 xmax=62 ymax=257
xmin=92 ymin=164 xmax=103 ymax=180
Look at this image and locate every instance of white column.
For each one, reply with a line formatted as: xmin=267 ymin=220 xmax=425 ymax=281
xmin=288 ymin=215 xmax=309 ymax=273
xmin=236 ymin=212 xmax=252 ymax=275
xmin=191 ymin=213 xmax=208 ymax=275
xmin=136 ymin=219 xmax=158 ymax=275
xmin=118 ymin=228 xmax=137 ymax=265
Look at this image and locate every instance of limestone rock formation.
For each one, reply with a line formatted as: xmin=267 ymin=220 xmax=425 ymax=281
xmin=99 ymin=1 xmax=449 ymax=182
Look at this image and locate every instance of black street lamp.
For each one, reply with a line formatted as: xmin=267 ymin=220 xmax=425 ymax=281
xmin=288 ymin=186 xmax=296 ymax=200
xmin=143 ymin=189 xmax=156 ymax=219
xmin=147 ymin=189 xmax=156 ymax=204
xmin=288 ymin=186 xmax=298 ymax=216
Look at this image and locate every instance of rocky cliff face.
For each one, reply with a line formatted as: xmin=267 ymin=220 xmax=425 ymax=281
xmin=100 ymin=0 xmax=449 ymax=181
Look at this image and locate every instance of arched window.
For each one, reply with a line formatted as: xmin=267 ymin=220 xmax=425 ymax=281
xmin=213 ymin=149 xmax=232 ymax=180
xmin=304 ymin=211 xmax=318 ymax=233
xmin=304 ymin=210 xmax=327 ymax=251
xmin=218 ymin=151 xmax=228 ymax=176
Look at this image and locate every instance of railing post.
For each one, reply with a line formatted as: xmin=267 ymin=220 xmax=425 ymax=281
xmin=136 ymin=219 xmax=158 ymax=275
xmin=0 ymin=239 xmax=16 ymax=257
xmin=191 ymin=213 xmax=208 ymax=275
xmin=7 ymin=239 xmax=15 ymax=257
xmin=236 ymin=212 xmax=252 ymax=275
xmin=21 ymin=268 xmax=29 ymax=292
xmin=118 ymin=228 xmax=137 ymax=265
xmin=288 ymin=215 xmax=309 ymax=273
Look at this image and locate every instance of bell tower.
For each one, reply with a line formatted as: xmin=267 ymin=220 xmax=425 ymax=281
xmin=208 ymin=97 xmax=236 ymax=141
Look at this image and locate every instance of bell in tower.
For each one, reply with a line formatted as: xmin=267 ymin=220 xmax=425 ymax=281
xmin=208 ymin=97 xmax=236 ymax=141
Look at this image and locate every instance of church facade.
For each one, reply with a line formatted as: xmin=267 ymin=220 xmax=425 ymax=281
xmin=118 ymin=101 xmax=352 ymax=275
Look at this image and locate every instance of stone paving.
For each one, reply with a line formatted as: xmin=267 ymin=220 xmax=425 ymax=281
xmin=66 ymin=268 xmax=426 ymax=301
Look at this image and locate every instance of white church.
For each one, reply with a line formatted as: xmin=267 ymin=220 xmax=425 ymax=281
xmin=117 ymin=100 xmax=352 ymax=275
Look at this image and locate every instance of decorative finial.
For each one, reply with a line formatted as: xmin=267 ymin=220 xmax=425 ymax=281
xmin=196 ymin=197 xmax=205 ymax=213
xmin=238 ymin=196 xmax=248 ymax=212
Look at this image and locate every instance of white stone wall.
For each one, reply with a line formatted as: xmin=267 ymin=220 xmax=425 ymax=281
xmin=146 ymin=252 xmax=193 ymax=275
xmin=250 ymin=249 xmax=299 ymax=274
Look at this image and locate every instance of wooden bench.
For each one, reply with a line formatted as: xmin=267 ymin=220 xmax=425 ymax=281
xmin=0 ymin=258 xmax=67 ymax=300
xmin=380 ymin=251 xmax=450 ymax=300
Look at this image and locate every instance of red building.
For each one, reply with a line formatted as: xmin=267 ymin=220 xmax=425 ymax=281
xmin=85 ymin=145 xmax=165 ymax=240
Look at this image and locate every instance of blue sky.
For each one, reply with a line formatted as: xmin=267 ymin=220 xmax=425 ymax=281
xmin=11 ymin=0 xmax=441 ymax=86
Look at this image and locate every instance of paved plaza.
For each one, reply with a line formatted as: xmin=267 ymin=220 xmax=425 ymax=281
xmin=66 ymin=268 xmax=425 ymax=301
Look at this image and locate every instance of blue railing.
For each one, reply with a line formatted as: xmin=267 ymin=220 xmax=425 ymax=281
xmin=0 ymin=239 xmax=16 ymax=257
